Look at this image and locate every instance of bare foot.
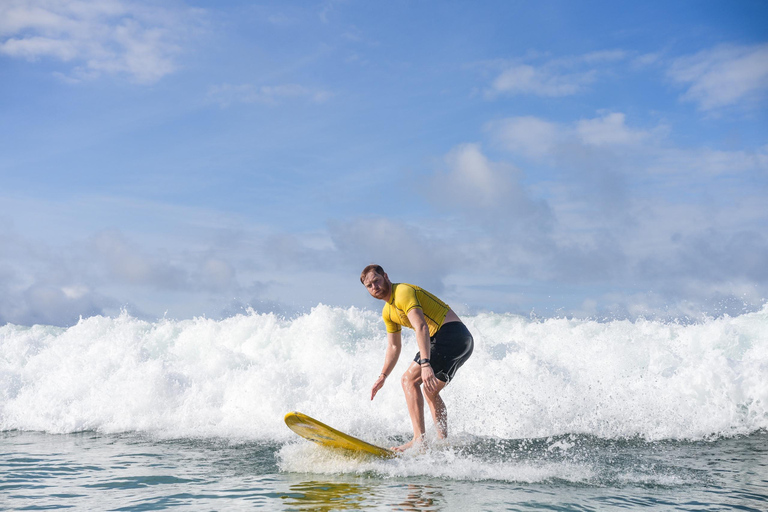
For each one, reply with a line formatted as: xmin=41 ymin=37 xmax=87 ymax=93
xmin=391 ymin=437 xmax=425 ymax=453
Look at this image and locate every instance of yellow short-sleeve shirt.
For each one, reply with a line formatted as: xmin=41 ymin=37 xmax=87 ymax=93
xmin=382 ymin=283 xmax=450 ymax=337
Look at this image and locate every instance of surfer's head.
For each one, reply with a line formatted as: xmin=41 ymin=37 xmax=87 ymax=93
xmin=361 ymin=264 xmax=392 ymax=301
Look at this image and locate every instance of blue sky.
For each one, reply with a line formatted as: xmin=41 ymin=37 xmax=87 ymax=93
xmin=1 ymin=0 xmax=767 ymax=326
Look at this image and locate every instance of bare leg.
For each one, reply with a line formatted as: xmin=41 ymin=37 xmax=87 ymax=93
xmin=393 ymin=363 xmax=450 ymax=451
xmin=394 ymin=362 xmax=426 ymax=452
xmin=423 ymin=379 xmax=448 ymax=439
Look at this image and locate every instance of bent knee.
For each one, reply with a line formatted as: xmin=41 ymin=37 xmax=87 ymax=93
xmin=401 ymin=372 xmax=420 ymax=389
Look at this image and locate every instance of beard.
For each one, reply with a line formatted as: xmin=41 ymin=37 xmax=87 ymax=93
xmin=372 ymin=279 xmax=391 ymax=300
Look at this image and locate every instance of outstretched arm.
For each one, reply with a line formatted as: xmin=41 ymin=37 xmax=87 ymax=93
xmin=371 ymin=331 xmax=402 ymax=400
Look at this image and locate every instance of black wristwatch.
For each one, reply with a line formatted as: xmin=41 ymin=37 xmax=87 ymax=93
xmin=418 ymin=358 xmax=431 ymax=366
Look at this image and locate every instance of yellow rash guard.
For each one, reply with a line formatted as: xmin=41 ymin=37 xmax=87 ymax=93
xmin=382 ymin=283 xmax=450 ymax=336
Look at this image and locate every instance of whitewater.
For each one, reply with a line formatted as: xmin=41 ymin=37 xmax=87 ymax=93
xmin=2 ymin=305 xmax=767 ymax=510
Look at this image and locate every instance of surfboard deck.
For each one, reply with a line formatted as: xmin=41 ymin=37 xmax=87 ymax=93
xmin=284 ymin=411 xmax=395 ymax=459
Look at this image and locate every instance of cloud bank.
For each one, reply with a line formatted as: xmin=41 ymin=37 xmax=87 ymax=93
xmin=2 ymin=105 xmax=766 ymax=325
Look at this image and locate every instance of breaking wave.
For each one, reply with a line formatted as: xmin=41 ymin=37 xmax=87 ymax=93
xmin=1 ymin=305 xmax=766 ymax=441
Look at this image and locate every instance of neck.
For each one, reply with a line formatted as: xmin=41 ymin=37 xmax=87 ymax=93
xmin=383 ymin=282 xmax=393 ymax=302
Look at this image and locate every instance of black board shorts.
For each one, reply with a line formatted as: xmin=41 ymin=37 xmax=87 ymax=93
xmin=413 ymin=321 xmax=474 ymax=383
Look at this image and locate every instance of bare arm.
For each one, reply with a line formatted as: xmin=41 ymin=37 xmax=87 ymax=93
xmin=371 ymin=331 xmax=402 ymax=400
xmin=407 ymin=308 xmax=439 ymax=394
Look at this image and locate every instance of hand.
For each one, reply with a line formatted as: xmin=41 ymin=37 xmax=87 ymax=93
xmin=371 ymin=373 xmax=386 ymax=400
xmin=421 ymin=365 xmax=438 ymax=394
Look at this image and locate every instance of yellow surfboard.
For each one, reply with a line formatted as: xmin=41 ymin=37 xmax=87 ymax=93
xmin=284 ymin=411 xmax=395 ymax=459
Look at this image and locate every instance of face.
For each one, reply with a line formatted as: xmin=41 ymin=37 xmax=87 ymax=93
xmin=362 ymin=270 xmax=391 ymax=300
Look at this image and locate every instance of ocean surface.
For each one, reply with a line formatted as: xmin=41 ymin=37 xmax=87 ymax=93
xmin=1 ymin=305 xmax=767 ymax=510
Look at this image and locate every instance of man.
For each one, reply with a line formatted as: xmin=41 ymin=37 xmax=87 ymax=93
xmin=361 ymin=264 xmax=474 ymax=452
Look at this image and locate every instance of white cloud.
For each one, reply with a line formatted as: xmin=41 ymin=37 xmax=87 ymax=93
xmin=668 ymin=43 xmax=768 ymax=110
xmin=489 ymin=64 xmax=596 ymax=97
xmin=328 ymin=217 xmax=452 ymax=294
xmin=0 ymin=35 xmax=80 ymax=60
xmin=478 ymin=112 xmax=768 ymax=313
xmin=487 ymin=116 xmax=559 ymax=158
xmin=208 ymin=83 xmax=332 ymax=107
xmin=2 ymin=169 xmax=767 ymax=324
xmin=201 ymin=258 xmax=235 ymax=291
xmin=87 ymin=230 xmax=188 ymax=289
xmin=576 ymin=112 xmax=650 ymax=147
xmin=428 ymin=144 xmax=552 ymax=228
xmin=491 ymin=112 xmax=657 ymax=161
xmin=649 ymin=146 xmax=768 ymax=176
xmin=486 ymin=49 xmax=628 ymax=98
xmin=419 ymin=144 xmax=556 ymax=258
xmin=0 ymin=0 xmax=200 ymax=84
xmin=0 ymin=195 xmax=358 ymax=325
xmin=632 ymin=52 xmax=661 ymax=68
xmin=441 ymin=143 xmax=510 ymax=205
xmin=490 ymin=111 xmax=764 ymax=181
xmin=318 ymin=0 xmax=348 ymax=24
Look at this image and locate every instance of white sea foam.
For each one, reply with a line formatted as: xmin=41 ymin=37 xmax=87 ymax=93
xmin=277 ymin=441 xmax=598 ymax=484
xmin=1 ymin=305 xmax=766 ymax=441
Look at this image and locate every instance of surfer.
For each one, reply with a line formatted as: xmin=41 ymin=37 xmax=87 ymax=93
xmin=362 ymin=264 xmax=474 ymax=452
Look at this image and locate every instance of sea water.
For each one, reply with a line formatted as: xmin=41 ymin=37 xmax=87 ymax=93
xmin=1 ymin=305 xmax=767 ymax=510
